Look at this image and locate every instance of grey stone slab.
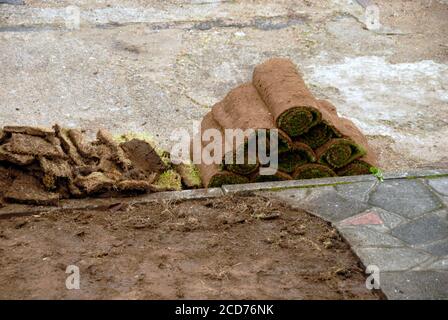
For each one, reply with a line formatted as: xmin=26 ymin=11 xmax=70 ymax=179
xmin=337 ymin=207 xmax=408 ymax=233
xmin=335 ymin=180 xmax=377 ymax=202
xmin=368 ymin=180 xmax=442 ymax=219
xmin=380 ymin=271 xmax=448 ymax=300
xmin=382 ymin=169 xmax=448 ymax=180
xmin=222 ymin=175 xmax=374 ymax=194
xmin=260 ymin=187 xmax=369 ymax=223
xmin=435 ymin=208 xmax=448 ymax=220
xmin=143 ymin=188 xmax=224 ymax=200
xmin=427 ymin=177 xmax=448 ymax=196
xmin=391 ymin=212 xmax=448 ymax=246
xmin=425 ymin=258 xmax=448 ymax=270
xmin=355 ymin=247 xmax=431 ymax=271
xmin=374 ymin=207 xmax=409 ymax=230
xmin=420 ymin=239 xmax=448 ymax=257
xmin=339 ymin=226 xmax=405 ymax=248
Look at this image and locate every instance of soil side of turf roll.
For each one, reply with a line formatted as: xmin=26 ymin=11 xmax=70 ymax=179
xmin=193 ymin=112 xmax=249 ymax=187
xmin=252 ymin=58 xmax=322 ymax=136
xmin=212 ymin=83 xmax=275 ymax=131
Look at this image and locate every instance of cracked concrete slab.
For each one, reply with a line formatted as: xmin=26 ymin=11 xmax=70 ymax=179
xmin=0 ymin=0 xmax=447 ymax=170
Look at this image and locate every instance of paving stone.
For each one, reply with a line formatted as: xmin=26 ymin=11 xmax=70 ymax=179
xmin=338 ymin=207 xmax=407 ymax=233
xmin=427 ymin=178 xmax=448 ymax=196
xmin=391 ymin=213 xmax=448 ymax=246
xmin=335 ymin=180 xmax=377 ymax=202
xmin=354 ymin=247 xmax=431 ymax=271
xmin=141 ymin=188 xmax=224 ymax=200
xmin=380 ymin=271 xmax=448 ymax=299
xmin=435 ymin=208 xmax=448 ymax=220
xmin=424 ymin=258 xmax=448 ymax=270
xmin=339 ymin=226 xmax=405 ymax=248
xmin=382 ymin=169 xmax=448 ymax=180
xmin=340 ymin=211 xmax=383 ymax=226
xmin=420 ymin=239 xmax=448 ymax=257
xmin=261 ymin=187 xmax=369 ymax=223
xmin=369 ymin=180 xmax=442 ymax=219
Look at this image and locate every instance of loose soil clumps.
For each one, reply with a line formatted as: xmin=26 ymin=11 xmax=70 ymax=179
xmin=0 ymin=125 xmax=177 ymax=206
xmin=195 ymin=58 xmax=377 ymax=187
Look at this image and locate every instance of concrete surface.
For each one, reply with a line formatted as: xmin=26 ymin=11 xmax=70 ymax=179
xmin=1 ymin=0 xmax=448 ymax=171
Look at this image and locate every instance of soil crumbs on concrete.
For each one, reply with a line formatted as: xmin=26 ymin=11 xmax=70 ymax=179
xmin=0 ymin=195 xmax=383 ymax=299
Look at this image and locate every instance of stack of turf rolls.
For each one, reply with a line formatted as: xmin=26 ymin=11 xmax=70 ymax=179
xmin=194 ymin=58 xmax=378 ymax=188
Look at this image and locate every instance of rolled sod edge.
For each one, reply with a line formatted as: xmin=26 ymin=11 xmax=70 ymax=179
xmin=316 ymin=138 xmax=366 ymax=169
xmin=193 ymin=112 xmax=251 ymax=187
xmin=277 ymin=142 xmax=316 ymax=173
xmin=336 ymin=153 xmax=378 ymax=176
xmin=292 ymin=164 xmax=337 ymax=180
xmin=197 ymin=162 xmax=249 ymax=188
xmin=313 ymin=104 xmax=375 ymax=169
xmin=295 ymin=99 xmax=344 ymax=149
xmin=252 ymin=58 xmax=325 ymax=137
xmin=250 ymin=170 xmax=293 ymax=183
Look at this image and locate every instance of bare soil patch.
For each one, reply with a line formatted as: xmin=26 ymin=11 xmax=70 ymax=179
xmin=0 ymin=194 xmax=383 ymax=300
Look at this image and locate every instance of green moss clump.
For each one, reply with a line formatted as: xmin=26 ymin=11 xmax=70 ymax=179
xmin=154 ymin=170 xmax=182 ymax=191
xmin=175 ymin=162 xmax=202 ymax=188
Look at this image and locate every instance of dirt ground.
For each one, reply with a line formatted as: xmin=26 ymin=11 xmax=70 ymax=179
xmin=0 ymin=194 xmax=383 ymax=299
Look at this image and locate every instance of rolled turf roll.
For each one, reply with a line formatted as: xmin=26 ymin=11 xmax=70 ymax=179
xmin=212 ymin=83 xmax=277 ymax=174
xmin=336 ymin=153 xmax=378 ymax=176
xmin=272 ymin=128 xmax=294 ymax=154
xmin=197 ymin=162 xmax=249 ymax=188
xmin=212 ymin=83 xmax=275 ymax=132
xmin=296 ymin=100 xmax=343 ymax=149
xmin=292 ymin=164 xmax=337 ymax=180
xmin=192 ymin=112 xmax=254 ymax=187
xmin=253 ymin=58 xmax=322 ymax=137
xmin=250 ymin=170 xmax=293 ymax=183
xmin=277 ymin=142 xmax=316 ymax=173
xmin=316 ymin=138 xmax=366 ymax=169
xmin=315 ymin=114 xmax=372 ymax=168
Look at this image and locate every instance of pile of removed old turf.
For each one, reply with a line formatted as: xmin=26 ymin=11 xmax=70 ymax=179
xmin=0 ymin=125 xmax=173 ymax=207
xmin=195 ymin=58 xmax=378 ymax=187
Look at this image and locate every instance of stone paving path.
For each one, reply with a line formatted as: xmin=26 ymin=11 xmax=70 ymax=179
xmin=244 ymin=171 xmax=448 ymax=300
xmin=1 ymin=169 xmax=447 ymax=299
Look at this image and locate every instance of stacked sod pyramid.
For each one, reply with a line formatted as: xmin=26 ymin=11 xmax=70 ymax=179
xmin=194 ymin=58 xmax=378 ymax=188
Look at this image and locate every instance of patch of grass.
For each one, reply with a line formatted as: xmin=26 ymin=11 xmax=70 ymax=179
xmin=369 ymin=167 xmax=384 ymax=182
xmin=176 ymin=162 xmax=202 ymax=188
